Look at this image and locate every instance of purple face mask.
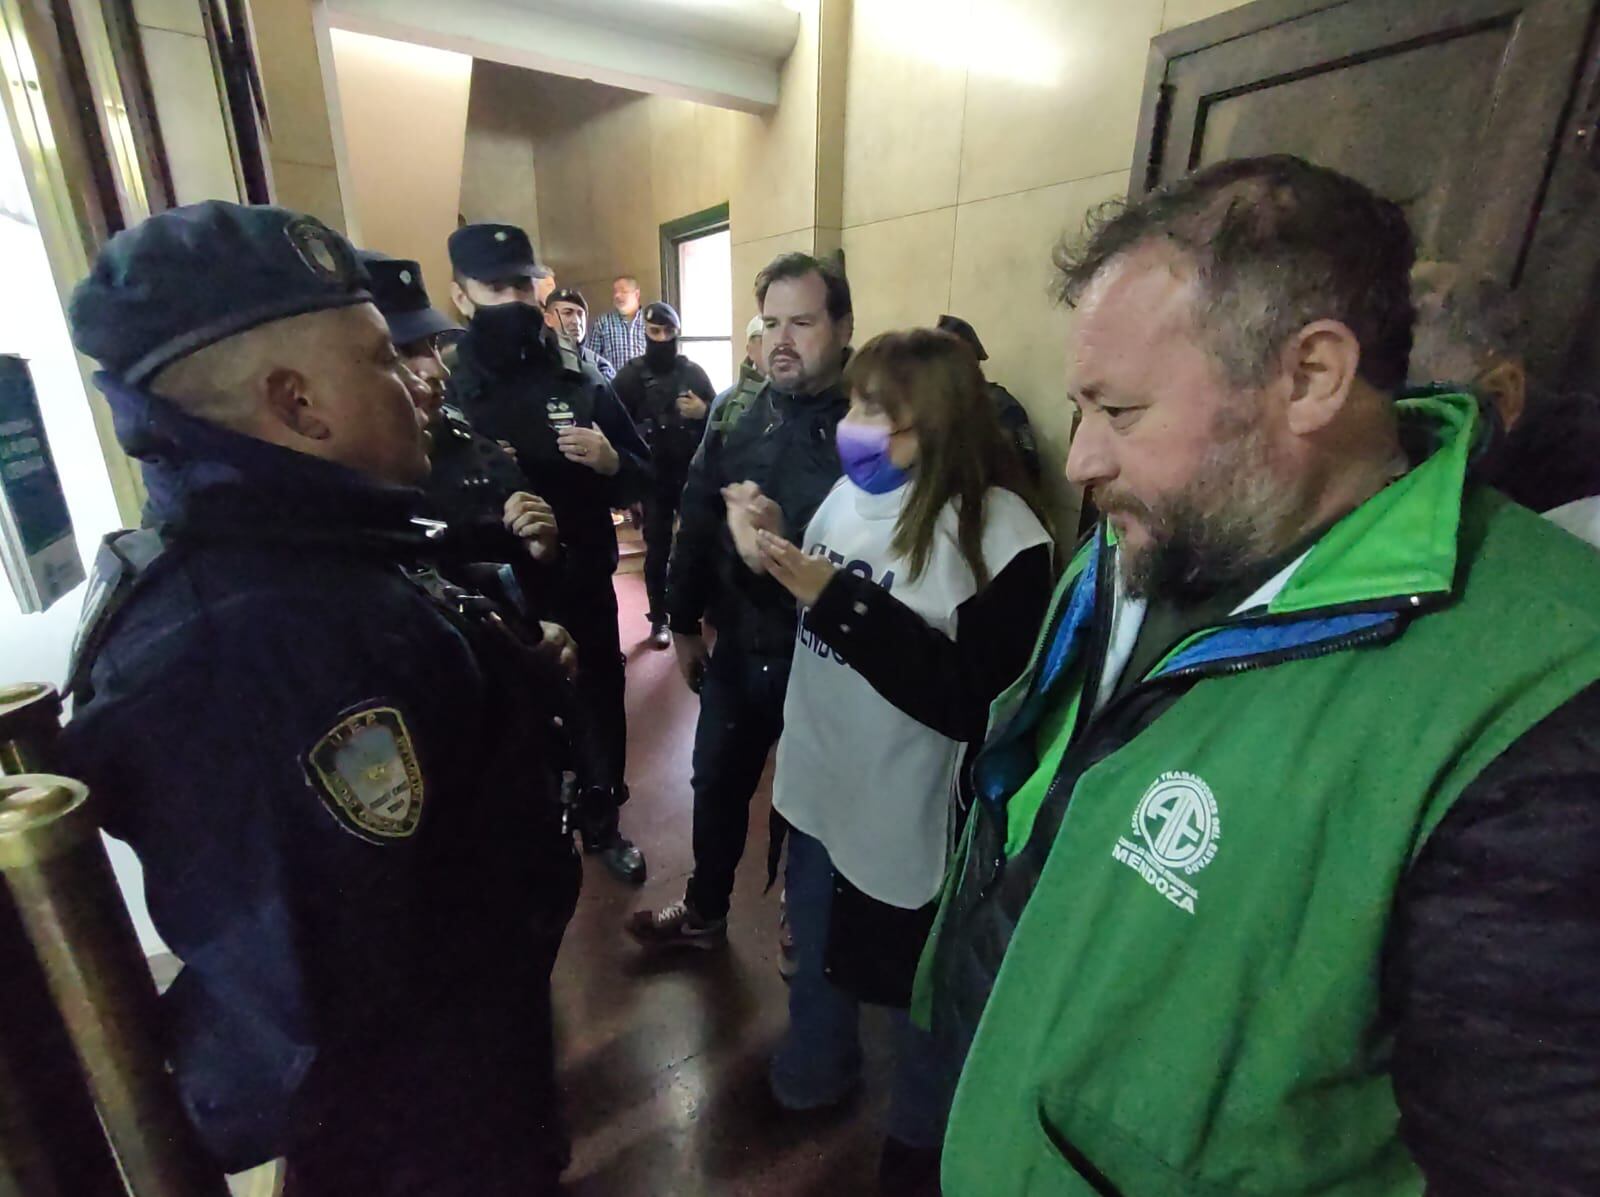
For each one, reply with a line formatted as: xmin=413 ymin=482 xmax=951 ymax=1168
xmin=835 ymin=417 xmax=912 ymax=494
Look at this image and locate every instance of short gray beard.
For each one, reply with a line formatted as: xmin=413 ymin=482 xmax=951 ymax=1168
xmin=1114 ymin=405 xmax=1301 ymax=604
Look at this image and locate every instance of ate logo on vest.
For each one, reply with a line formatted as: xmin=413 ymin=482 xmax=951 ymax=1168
xmin=1112 ymin=771 xmax=1221 ymax=915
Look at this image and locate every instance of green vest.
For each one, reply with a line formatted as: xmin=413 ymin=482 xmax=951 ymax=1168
xmin=928 ymin=392 xmax=1600 ymax=1196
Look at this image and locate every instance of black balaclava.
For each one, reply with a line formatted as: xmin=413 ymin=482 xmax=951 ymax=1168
xmin=643 ymin=301 xmax=681 ymax=373
xmin=645 ymin=334 xmax=677 ymax=372
xmin=468 ymin=301 xmax=546 ymax=372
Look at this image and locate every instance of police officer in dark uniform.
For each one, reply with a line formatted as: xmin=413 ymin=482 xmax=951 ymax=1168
xmin=545 ymin=286 xmax=617 ymax=380
xmin=360 ymin=249 xmax=561 ymax=616
xmin=610 ymin=301 xmax=716 ymax=648
xmin=936 ymin=313 xmax=1042 ymax=484
xmin=58 ymin=202 xmax=579 ymax=1195
xmin=447 ymin=223 xmax=650 ymax=884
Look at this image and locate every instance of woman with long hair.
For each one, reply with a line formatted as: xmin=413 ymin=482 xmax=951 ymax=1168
xmin=750 ymin=328 xmax=1056 ymax=1194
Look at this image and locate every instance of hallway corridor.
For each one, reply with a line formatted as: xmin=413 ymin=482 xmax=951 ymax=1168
xmin=550 ymin=574 xmax=900 ymax=1196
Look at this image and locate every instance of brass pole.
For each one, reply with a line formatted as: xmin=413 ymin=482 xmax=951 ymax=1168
xmin=0 ymin=682 xmax=61 ymax=775
xmin=0 ymin=685 xmax=123 ymax=1194
xmin=0 ymin=775 xmax=229 ymax=1196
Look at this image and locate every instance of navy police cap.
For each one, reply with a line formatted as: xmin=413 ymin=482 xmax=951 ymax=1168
xmin=356 ymin=251 xmax=458 ymax=347
xmin=643 ymin=301 xmax=680 ymax=332
xmin=548 ymin=287 xmax=588 ymax=313
xmin=448 ymin=223 xmax=551 ymax=284
xmin=69 ymin=201 xmax=371 ymax=385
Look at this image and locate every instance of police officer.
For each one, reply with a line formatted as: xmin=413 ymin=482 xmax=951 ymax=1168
xmin=360 ymin=249 xmax=560 ymax=615
xmin=447 ymin=222 xmax=650 ymax=884
xmin=936 ymin=314 xmax=1042 ymax=484
xmin=59 ymin=202 xmax=580 ymax=1195
xmin=629 ymin=252 xmax=852 ymax=949
xmin=610 ymin=301 xmax=716 ymax=648
xmin=545 ymin=287 xmax=617 ymax=380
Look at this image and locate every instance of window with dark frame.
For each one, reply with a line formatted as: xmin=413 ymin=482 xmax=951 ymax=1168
xmin=660 ymin=203 xmax=733 ymax=392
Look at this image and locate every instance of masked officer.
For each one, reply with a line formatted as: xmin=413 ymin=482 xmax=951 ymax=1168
xmin=935 ymin=314 xmax=1041 ymax=484
xmin=546 ymin=287 xmax=617 ymax=380
xmin=58 ymin=202 xmax=580 ymax=1195
xmin=360 ymin=249 xmax=560 ymax=615
xmin=610 ymin=301 xmax=716 ymax=648
xmin=447 ymin=223 xmax=650 ymax=884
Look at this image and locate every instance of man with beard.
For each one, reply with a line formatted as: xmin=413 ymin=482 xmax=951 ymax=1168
xmin=628 ymin=253 xmax=852 ymax=950
xmin=610 ymin=301 xmax=717 ymax=648
xmin=917 ymin=156 xmax=1600 ymax=1195
xmin=447 ymin=223 xmax=651 ymax=885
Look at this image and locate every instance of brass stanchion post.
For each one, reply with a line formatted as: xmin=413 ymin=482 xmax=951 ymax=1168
xmin=0 ymin=768 xmax=228 ymax=1196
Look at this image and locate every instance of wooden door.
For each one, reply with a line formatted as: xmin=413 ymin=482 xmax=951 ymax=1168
xmin=1132 ymin=0 xmax=1600 ymax=391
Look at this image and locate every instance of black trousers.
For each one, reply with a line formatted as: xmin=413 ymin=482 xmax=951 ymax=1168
xmin=553 ymin=566 xmax=628 ymax=839
xmin=642 ymin=468 xmax=689 ymax=624
xmin=684 ymin=639 xmax=791 ymax=921
xmin=285 ymin=848 xmax=581 ymax=1197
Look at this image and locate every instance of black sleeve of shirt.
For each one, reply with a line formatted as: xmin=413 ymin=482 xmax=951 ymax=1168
xmin=665 ymin=423 xmax=725 ymax=635
xmin=611 ymin=361 xmax=646 ymax=422
xmin=1385 ymin=680 xmax=1600 ymax=1196
xmin=590 ymin=377 xmax=652 ymax=507
xmin=685 ymin=362 xmax=717 ymax=403
xmin=803 ymin=543 xmax=1053 ymax=741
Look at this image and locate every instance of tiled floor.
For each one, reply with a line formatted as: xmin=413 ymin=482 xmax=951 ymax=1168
xmin=552 ymin=574 xmax=897 ymax=1196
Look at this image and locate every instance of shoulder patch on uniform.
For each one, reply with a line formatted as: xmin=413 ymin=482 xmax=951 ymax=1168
xmin=305 ymin=706 xmax=425 ymax=842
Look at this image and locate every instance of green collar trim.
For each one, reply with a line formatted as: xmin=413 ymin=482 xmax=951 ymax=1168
xmin=1266 ymin=389 xmax=1478 ymax=616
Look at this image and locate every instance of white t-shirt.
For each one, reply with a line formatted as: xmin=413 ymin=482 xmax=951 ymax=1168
xmin=772 ymin=481 xmax=1051 ymax=909
xmin=1546 ymin=495 xmax=1600 ymax=549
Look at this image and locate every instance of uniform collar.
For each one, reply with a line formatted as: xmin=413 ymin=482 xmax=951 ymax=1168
xmin=96 ymin=372 xmax=422 ymax=537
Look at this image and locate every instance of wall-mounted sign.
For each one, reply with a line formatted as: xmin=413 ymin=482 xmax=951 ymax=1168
xmin=0 ymin=354 xmax=83 ymax=612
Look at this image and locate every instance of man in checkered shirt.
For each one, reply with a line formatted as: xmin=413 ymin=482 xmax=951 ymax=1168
xmin=585 ymin=275 xmax=648 ymax=368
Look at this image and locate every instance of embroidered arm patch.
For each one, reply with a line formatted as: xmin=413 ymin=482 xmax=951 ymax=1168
xmin=305 ymin=706 xmax=425 ymax=842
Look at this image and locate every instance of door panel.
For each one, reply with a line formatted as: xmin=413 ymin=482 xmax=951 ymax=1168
xmin=1135 ymin=0 xmax=1600 ymax=390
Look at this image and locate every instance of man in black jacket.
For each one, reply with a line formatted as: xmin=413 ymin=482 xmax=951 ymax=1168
xmin=628 ymin=253 xmax=853 ymax=949
xmin=610 ymin=301 xmax=717 ymax=648
xmin=447 ymin=223 xmax=651 ymax=885
xmin=60 ymin=202 xmax=579 ymax=1194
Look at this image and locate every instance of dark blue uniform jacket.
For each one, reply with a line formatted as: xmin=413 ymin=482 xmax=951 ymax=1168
xmin=59 ymin=377 xmax=573 ymax=1174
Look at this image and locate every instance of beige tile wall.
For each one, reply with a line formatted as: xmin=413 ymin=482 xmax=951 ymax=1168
xmin=839 ymin=0 xmax=1251 ymax=524
xmin=327 ymin=30 xmax=473 ymax=308
xmin=250 ymin=0 xmax=346 ymax=230
xmin=134 ymin=2 xmax=240 ymax=206
xmin=458 ymin=65 xmax=755 ymax=319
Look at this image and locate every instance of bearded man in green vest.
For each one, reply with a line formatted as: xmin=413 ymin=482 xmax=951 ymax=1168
xmin=917 ymin=155 xmax=1600 ymax=1196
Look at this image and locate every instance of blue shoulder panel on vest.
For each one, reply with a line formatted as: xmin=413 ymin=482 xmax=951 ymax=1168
xmin=974 ymin=549 xmax=1101 ymax=807
xmin=1157 ymin=611 xmax=1397 ymax=677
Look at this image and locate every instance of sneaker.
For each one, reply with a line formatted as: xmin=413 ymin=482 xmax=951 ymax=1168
xmin=592 ymin=834 xmax=647 ymax=885
xmin=627 ymin=899 xmax=728 ymax=950
xmin=648 ymin=622 xmax=672 ymax=650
